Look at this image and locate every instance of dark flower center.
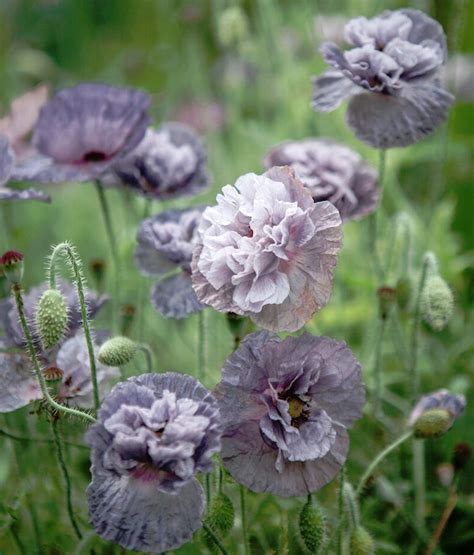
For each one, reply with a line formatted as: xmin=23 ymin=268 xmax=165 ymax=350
xmin=82 ymin=151 xmax=108 ymax=163
xmin=278 ymin=391 xmax=309 ymax=428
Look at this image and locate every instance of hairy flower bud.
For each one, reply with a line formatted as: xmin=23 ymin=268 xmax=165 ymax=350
xmin=0 ymin=250 xmax=24 ymax=285
xmin=202 ymin=492 xmax=235 ymax=552
xmin=299 ymin=499 xmax=326 ymax=554
xmin=36 ymin=288 xmax=68 ymax=350
xmin=420 ymin=274 xmax=454 ymax=331
xmin=217 ymin=6 xmax=248 ymax=48
xmin=98 ymin=336 xmax=138 ymax=367
xmin=413 ymin=408 xmax=452 ymax=439
xmin=43 ymin=366 xmax=65 ymax=382
xmin=350 ymin=526 xmax=375 ymax=555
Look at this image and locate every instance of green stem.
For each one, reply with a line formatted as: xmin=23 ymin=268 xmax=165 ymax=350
xmin=336 ymin=467 xmax=345 ymax=555
xmin=197 ymin=310 xmax=206 ymax=383
xmin=413 ymin=439 xmax=426 ymax=532
xmin=51 ymin=419 xmax=82 ymax=539
xmin=240 ymin=485 xmax=250 ymax=555
xmin=356 ymin=430 xmax=413 ymax=497
xmin=12 ymin=284 xmax=96 ymax=423
xmin=138 ymin=344 xmax=153 ymax=372
xmin=344 ymin=481 xmax=360 ymax=530
xmin=49 ymin=242 xmax=100 ymax=413
xmin=368 ymin=149 xmax=387 ymax=282
xmin=206 ymin=473 xmax=212 ymax=508
xmin=202 ymin=522 xmax=229 ymax=555
xmin=0 ymin=428 xmax=87 ymax=449
xmin=373 ymin=317 xmax=387 ymax=418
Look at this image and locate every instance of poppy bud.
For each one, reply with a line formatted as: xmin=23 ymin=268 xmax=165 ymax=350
xmin=413 ymin=408 xmax=452 ymax=439
xmin=36 ymin=289 xmax=69 ymax=350
xmin=202 ymin=492 xmax=235 ymax=552
xmin=98 ymin=336 xmax=138 ymax=367
xmin=350 ymin=526 xmax=375 ymax=555
xmin=0 ymin=250 xmax=24 ymax=285
xmin=299 ymin=498 xmax=326 ymax=554
xmin=420 ymin=274 xmax=454 ymax=331
xmin=409 ymin=390 xmax=465 ymax=439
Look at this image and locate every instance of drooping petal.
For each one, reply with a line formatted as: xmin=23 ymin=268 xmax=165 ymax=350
xmin=151 ymin=273 xmax=205 ymax=319
xmin=311 ymin=69 xmax=358 ymax=112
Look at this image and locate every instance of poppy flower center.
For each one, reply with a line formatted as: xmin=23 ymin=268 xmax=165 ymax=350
xmin=287 ymin=396 xmax=305 ymax=419
xmin=82 ymin=151 xmax=108 ymax=162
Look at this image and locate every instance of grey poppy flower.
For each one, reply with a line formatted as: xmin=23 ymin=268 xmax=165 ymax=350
xmin=192 ymin=166 xmax=342 ymax=332
xmin=0 ymin=279 xmax=107 ymax=349
xmin=135 ymin=206 xmax=205 ymax=319
xmin=312 ymin=9 xmax=454 ymax=148
xmin=104 ymin=123 xmax=209 ymax=200
xmin=0 ymin=135 xmax=50 ymax=202
xmin=215 ymin=332 xmax=364 ymax=497
xmin=11 ymin=83 xmax=150 ymax=183
xmin=264 ymin=139 xmax=378 ymax=221
xmin=0 ymin=352 xmax=41 ymax=412
xmin=409 ymin=389 xmax=466 ymax=428
xmin=86 ymin=372 xmax=221 ymax=552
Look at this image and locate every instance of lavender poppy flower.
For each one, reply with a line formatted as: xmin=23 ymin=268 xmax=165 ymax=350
xmin=312 ymin=9 xmax=454 ymax=148
xmin=0 ymin=352 xmax=41 ymax=412
xmin=264 ymin=139 xmax=378 ymax=221
xmin=86 ymin=372 xmax=221 ymax=552
xmin=192 ymin=166 xmax=342 ymax=332
xmin=104 ymin=123 xmax=209 ymax=200
xmin=409 ymin=389 xmax=466 ymax=429
xmin=135 ymin=207 xmax=205 ymax=319
xmin=215 ymin=332 xmax=364 ymax=497
xmin=11 ymin=83 xmax=150 ymax=183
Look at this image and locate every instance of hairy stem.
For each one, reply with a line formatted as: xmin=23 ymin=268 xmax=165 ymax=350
xmin=12 ymin=284 xmax=95 ymax=423
xmin=51 ymin=419 xmax=82 ymax=539
xmin=49 ymin=242 xmax=100 ymax=413
xmin=373 ymin=316 xmax=387 ymax=418
xmin=202 ymin=522 xmax=229 ymax=555
xmin=138 ymin=344 xmax=153 ymax=372
xmin=368 ymin=149 xmax=387 ymax=282
xmin=240 ymin=485 xmax=250 ymax=555
xmin=336 ymin=467 xmax=345 ymax=555
xmin=413 ymin=439 xmax=426 ymax=531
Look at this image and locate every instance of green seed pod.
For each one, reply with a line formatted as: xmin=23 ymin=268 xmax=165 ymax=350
xmin=299 ymin=499 xmax=326 ymax=554
xmin=420 ymin=275 xmax=454 ymax=331
xmin=98 ymin=336 xmax=138 ymax=366
xmin=350 ymin=526 xmax=375 ymax=555
xmin=36 ymin=289 xmax=68 ymax=350
xmin=413 ymin=408 xmax=452 ymax=439
xmin=202 ymin=492 xmax=235 ymax=552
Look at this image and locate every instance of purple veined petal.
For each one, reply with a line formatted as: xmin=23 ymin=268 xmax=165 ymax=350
xmin=402 ymin=8 xmax=448 ymax=61
xmin=311 ymin=68 xmax=359 ymax=112
xmin=0 ymin=352 xmax=42 ymax=412
xmin=0 ymin=135 xmax=14 ymax=186
xmin=0 ymin=186 xmax=51 ymax=203
xmin=87 ymin=474 xmax=204 ymax=552
xmin=346 ymin=83 xmax=454 ymax=148
xmin=151 ymin=273 xmax=205 ymax=319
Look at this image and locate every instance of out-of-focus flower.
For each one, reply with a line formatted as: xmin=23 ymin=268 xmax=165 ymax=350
xmin=135 ymin=207 xmax=205 ymax=319
xmin=314 ymin=15 xmax=347 ymax=46
xmin=409 ymin=389 xmax=466 ymax=438
xmin=192 ymin=166 xmax=342 ymax=332
xmin=174 ymin=101 xmax=226 ymax=134
xmin=312 ymin=9 xmax=454 ymax=148
xmin=0 ymin=135 xmax=50 ymax=202
xmin=217 ymin=6 xmax=249 ymax=48
xmin=442 ymin=54 xmax=474 ymax=102
xmin=86 ymin=372 xmax=221 ymax=552
xmin=104 ymin=123 xmax=209 ymax=200
xmin=12 ymin=83 xmax=150 ymax=183
xmin=264 ymin=139 xmax=378 ymax=221
xmin=0 ymin=352 xmax=42 ymax=412
xmin=215 ymin=332 xmax=364 ymax=496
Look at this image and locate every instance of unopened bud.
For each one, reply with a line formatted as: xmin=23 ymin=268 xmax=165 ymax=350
xmin=377 ymin=286 xmax=396 ymax=320
xmin=36 ymin=289 xmax=69 ymax=350
xmin=350 ymin=526 xmax=375 ymax=555
xmin=420 ymin=275 xmax=454 ymax=331
xmin=43 ymin=367 xmax=64 ymax=382
xmin=0 ymin=250 xmax=24 ymax=285
xmin=299 ymin=498 xmax=326 ymax=554
xmin=98 ymin=336 xmax=138 ymax=366
xmin=202 ymin=492 xmax=235 ymax=552
xmin=217 ymin=6 xmax=248 ymax=48
xmin=413 ymin=409 xmax=452 ymax=439
xmin=409 ymin=389 xmax=465 ymax=439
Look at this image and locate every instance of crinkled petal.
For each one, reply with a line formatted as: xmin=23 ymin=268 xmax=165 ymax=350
xmin=0 ymin=353 xmax=42 ymax=412
xmin=0 ymin=185 xmax=50 ymax=202
xmin=11 ymin=154 xmax=108 ymax=183
xmin=346 ymin=84 xmax=454 ymax=148
xmin=87 ymin=474 xmax=203 ymax=552
xmin=311 ymin=69 xmax=358 ymax=112
xmin=151 ymin=273 xmax=205 ymax=319
xmin=402 ymin=9 xmax=448 ymax=60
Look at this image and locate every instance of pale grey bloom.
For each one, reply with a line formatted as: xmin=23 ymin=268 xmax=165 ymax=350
xmin=264 ymin=139 xmax=379 ymax=221
xmin=215 ymin=332 xmax=364 ymax=497
xmin=312 ymin=9 xmax=454 ymax=148
xmin=192 ymin=166 xmax=342 ymax=332
xmin=0 ymin=352 xmax=41 ymax=412
xmin=86 ymin=372 xmax=221 ymax=552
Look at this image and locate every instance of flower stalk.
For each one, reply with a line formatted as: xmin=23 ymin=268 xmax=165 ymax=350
xmin=240 ymin=485 xmax=250 ymax=555
xmin=368 ymin=148 xmax=387 ymax=282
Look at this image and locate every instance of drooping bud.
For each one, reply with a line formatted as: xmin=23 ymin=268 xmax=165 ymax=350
xmin=420 ymin=274 xmax=454 ymax=331
xmin=217 ymin=6 xmax=248 ymax=48
xmin=413 ymin=409 xmax=452 ymax=439
xmin=350 ymin=526 xmax=375 ymax=555
xmin=377 ymin=286 xmax=396 ymax=320
xmin=36 ymin=288 xmax=69 ymax=350
xmin=0 ymin=250 xmax=24 ymax=285
xmin=98 ymin=336 xmax=138 ymax=367
xmin=201 ymin=492 xmax=235 ymax=552
xmin=299 ymin=498 xmax=326 ymax=554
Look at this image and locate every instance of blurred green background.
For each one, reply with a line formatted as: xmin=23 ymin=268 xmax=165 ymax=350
xmin=0 ymin=0 xmax=473 ymax=553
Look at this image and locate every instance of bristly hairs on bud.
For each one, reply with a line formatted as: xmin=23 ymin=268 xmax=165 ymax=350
xmin=413 ymin=408 xmax=453 ymax=439
xmin=98 ymin=336 xmax=138 ymax=367
xmin=350 ymin=526 xmax=375 ymax=555
xmin=201 ymin=491 xmax=235 ymax=553
xmin=299 ymin=495 xmax=326 ymax=554
xmin=420 ymin=273 xmax=454 ymax=331
xmin=343 ymin=482 xmax=360 ymax=531
xmin=36 ymin=288 xmax=69 ymax=350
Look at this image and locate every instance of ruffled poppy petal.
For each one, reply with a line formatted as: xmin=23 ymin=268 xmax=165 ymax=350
xmin=311 ymin=69 xmax=358 ymax=112
xmin=151 ymin=273 xmax=205 ymax=319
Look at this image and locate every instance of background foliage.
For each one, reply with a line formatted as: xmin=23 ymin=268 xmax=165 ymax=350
xmin=0 ymin=0 xmax=473 ymax=553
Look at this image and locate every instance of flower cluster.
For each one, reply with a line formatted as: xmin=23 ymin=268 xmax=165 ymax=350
xmin=312 ymin=9 xmax=454 ymax=147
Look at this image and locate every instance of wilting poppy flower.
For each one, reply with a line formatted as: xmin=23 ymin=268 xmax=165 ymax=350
xmin=86 ymin=372 xmax=221 ymax=552
xmin=312 ymin=9 xmax=454 ymax=148
xmin=135 ymin=206 xmax=205 ymax=319
xmin=11 ymin=83 xmax=150 ymax=183
xmin=264 ymin=139 xmax=378 ymax=221
xmin=104 ymin=123 xmax=209 ymax=200
xmin=215 ymin=332 xmax=364 ymax=496
xmin=192 ymin=166 xmax=342 ymax=332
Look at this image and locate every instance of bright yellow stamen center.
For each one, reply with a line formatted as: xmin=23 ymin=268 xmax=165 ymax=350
xmin=288 ymin=397 xmax=304 ymax=419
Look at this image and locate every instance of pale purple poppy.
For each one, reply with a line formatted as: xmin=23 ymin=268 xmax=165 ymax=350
xmin=11 ymin=83 xmax=150 ymax=183
xmin=192 ymin=166 xmax=342 ymax=332
xmin=135 ymin=207 xmax=205 ymax=319
xmin=215 ymin=332 xmax=364 ymax=497
xmin=86 ymin=372 xmax=221 ymax=552
xmin=104 ymin=123 xmax=209 ymax=200
xmin=409 ymin=389 xmax=466 ymax=429
xmin=0 ymin=352 xmax=42 ymax=412
xmin=312 ymin=9 xmax=454 ymax=148
xmin=264 ymin=139 xmax=378 ymax=221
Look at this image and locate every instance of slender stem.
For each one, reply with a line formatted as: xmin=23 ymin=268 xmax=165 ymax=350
xmin=206 ymin=473 xmax=212 ymax=508
xmin=218 ymin=464 xmax=224 ymax=493
xmin=413 ymin=439 xmax=426 ymax=531
xmin=373 ymin=317 xmax=387 ymax=418
xmin=425 ymin=484 xmax=458 ymax=555
xmin=10 ymin=525 xmax=25 ymax=555
xmin=356 ymin=431 xmax=413 ymax=497
xmin=0 ymin=428 xmax=88 ymax=449
xmin=344 ymin=481 xmax=360 ymax=529
xmin=240 ymin=485 xmax=250 ymax=555
xmin=51 ymin=419 xmax=82 ymax=539
xmin=49 ymin=243 xmax=100 ymax=412
xmin=368 ymin=149 xmax=387 ymax=282
xmin=202 ymin=522 xmax=229 ymax=555
xmin=138 ymin=344 xmax=153 ymax=372
xmin=197 ymin=310 xmax=206 ymax=383
xmin=336 ymin=467 xmax=345 ymax=555
xmin=12 ymin=284 xmax=95 ymax=423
